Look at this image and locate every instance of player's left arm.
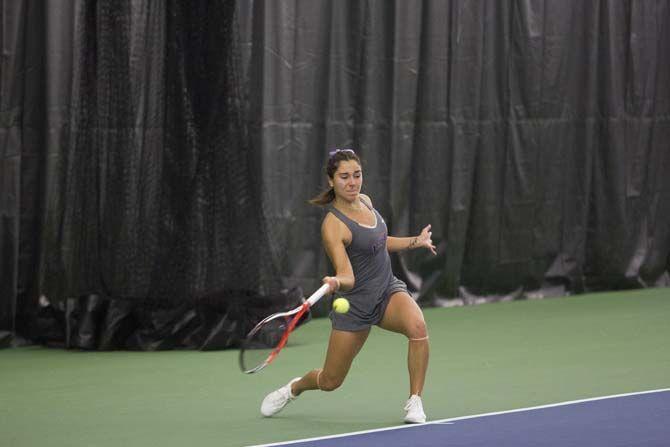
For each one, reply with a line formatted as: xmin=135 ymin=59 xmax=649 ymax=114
xmin=387 ymin=225 xmax=437 ymax=254
xmin=360 ymin=193 xmax=436 ymax=255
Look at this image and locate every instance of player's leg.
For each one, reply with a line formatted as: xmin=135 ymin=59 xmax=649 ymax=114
xmin=378 ymin=291 xmax=429 ymax=397
xmin=292 ymin=327 xmax=370 ymax=395
xmin=261 ymin=328 xmax=369 ymax=417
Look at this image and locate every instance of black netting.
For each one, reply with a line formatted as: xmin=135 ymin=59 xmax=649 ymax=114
xmin=40 ymin=0 xmax=280 ymax=307
xmin=4 ymin=0 xmax=669 ymax=350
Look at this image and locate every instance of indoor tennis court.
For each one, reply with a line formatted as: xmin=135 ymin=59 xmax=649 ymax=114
xmin=2 ymin=2 xmax=670 ymax=447
xmin=2 ymin=288 xmax=668 ymax=447
xmin=262 ymin=391 xmax=670 ymax=446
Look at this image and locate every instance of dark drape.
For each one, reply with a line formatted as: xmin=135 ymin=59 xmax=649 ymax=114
xmin=239 ymin=0 xmax=670 ymax=304
xmin=1 ymin=0 xmax=669 ymax=349
xmin=39 ymin=0 xmax=278 ymax=304
xmin=1 ymin=0 xmax=46 ymax=347
xmin=2 ymin=0 xmax=288 ymax=349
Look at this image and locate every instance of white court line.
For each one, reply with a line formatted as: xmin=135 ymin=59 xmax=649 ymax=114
xmin=248 ymin=388 xmax=670 ymax=447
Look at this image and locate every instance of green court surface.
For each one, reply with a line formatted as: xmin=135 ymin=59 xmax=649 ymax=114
xmin=1 ymin=288 xmax=669 ymax=447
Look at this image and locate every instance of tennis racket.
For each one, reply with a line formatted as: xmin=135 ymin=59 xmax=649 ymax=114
xmin=239 ymin=283 xmax=330 ymax=374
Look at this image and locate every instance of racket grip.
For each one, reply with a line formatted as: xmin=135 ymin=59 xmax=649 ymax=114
xmin=306 ymin=283 xmax=331 ymax=307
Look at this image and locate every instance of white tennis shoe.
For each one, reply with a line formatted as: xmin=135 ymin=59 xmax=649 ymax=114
xmin=404 ymin=394 xmax=427 ymax=423
xmin=260 ymin=377 xmax=301 ymax=417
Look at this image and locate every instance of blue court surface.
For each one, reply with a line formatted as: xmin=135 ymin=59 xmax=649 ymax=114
xmin=251 ymin=389 xmax=670 ymax=447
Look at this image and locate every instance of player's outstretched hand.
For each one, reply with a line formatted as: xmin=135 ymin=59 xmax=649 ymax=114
xmin=416 ymin=224 xmax=437 ymax=255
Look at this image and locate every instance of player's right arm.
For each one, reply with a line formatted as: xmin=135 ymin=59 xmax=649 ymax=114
xmin=321 ymin=213 xmax=355 ymax=293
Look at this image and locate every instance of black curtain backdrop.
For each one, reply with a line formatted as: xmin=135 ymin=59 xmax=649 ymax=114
xmin=1 ymin=0 xmax=669 ymax=349
xmin=238 ymin=0 xmax=670 ymax=303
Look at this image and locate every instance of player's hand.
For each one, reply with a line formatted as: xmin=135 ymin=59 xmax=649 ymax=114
xmin=416 ymin=224 xmax=437 ymax=255
xmin=322 ymin=276 xmax=340 ymax=294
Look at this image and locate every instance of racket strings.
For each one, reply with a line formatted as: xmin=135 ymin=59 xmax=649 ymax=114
xmin=240 ymin=307 xmax=307 ymax=373
xmin=239 ymin=285 xmax=328 ymax=374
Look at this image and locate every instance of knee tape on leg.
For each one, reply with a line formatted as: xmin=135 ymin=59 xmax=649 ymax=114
xmin=408 ymin=336 xmax=429 ymax=341
xmin=316 ymin=368 xmax=324 ymax=390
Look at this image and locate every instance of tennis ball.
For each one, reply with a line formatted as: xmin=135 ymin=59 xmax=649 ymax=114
xmin=332 ymin=297 xmax=350 ymax=314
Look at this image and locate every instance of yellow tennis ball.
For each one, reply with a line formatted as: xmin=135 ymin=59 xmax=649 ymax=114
xmin=332 ymin=297 xmax=350 ymax=314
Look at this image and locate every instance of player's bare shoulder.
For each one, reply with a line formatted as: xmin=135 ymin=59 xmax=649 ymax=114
xmin=322 ymin=210 xmax=352 ymax=246
xmin=359 ymin=193 xmax=374 ymax=208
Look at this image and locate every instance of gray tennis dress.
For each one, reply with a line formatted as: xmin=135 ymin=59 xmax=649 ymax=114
xmin=327 ymin=201 xmax=408 ymax=331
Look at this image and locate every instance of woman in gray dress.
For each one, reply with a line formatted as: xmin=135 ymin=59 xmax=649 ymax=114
xmin=261 ymin=149 xmax=436 ymax=423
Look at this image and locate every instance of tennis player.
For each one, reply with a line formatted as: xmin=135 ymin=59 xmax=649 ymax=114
xmin=261 ymin=148 xmax=436 ymax=423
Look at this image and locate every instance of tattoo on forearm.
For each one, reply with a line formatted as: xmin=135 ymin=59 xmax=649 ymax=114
xmin=408 ymin=237 xmax=418 ymax=250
